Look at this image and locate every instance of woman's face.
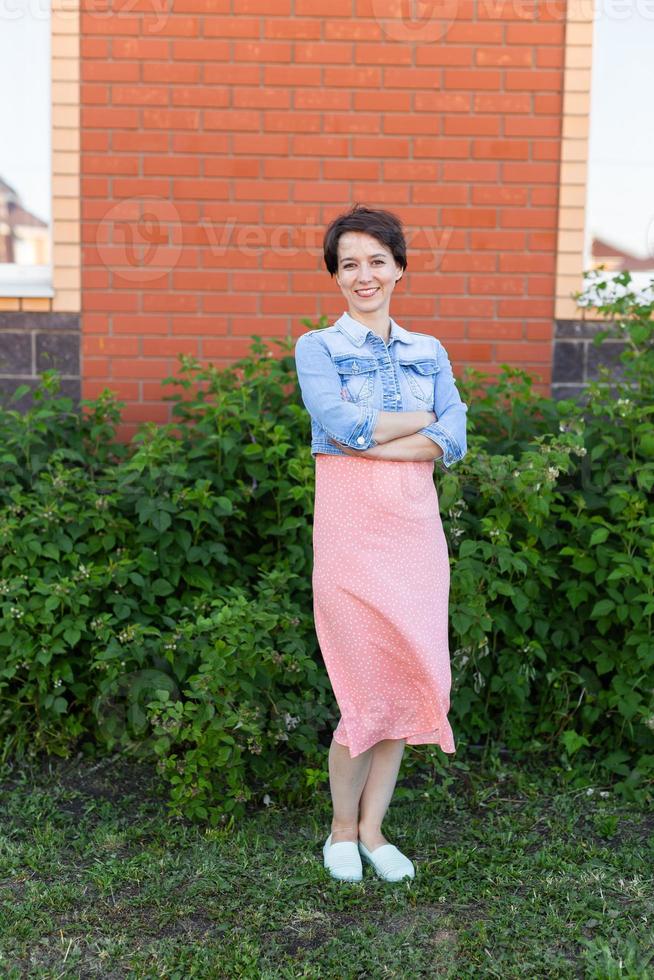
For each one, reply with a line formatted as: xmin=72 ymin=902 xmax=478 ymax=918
xmin=335 ymin=231 xmax=403 ymax=317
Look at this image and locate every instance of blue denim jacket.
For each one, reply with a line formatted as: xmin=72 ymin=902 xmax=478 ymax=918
xmin=294 ymin=311 xmax=468 ymax=471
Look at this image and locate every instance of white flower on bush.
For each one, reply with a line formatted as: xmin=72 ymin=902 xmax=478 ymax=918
xmin=9 ymin=606 xmax=24 ymax=619
xmin=283 ymin=712 xmax=300 ymax=731
xmin=547 ymin=467 xmax=559 ymax=481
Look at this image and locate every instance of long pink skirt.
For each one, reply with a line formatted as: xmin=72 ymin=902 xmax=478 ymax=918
xmin=311 ymin=453 xmax=456 ymax=759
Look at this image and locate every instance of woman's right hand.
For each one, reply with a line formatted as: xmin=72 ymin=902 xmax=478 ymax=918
xmin=425 ymin=410 xmax=437 ymax=425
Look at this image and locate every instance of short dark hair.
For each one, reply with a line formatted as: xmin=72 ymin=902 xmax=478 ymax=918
xmin=323 ymin=203 xmax=408 ymax=277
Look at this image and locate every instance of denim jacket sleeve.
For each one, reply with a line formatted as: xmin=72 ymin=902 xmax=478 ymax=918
xmin=417 ymin=339 xmax=468 ymax=472
xmin=294 ymin=332 xmax=380 ymax=450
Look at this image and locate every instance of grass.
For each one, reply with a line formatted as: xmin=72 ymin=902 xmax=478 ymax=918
xmin=0 ymin=751 xmax=652 ymax=979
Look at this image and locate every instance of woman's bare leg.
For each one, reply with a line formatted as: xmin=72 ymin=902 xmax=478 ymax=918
xmin=328 ymin=737 xmax=374 ymax=843
xmin=357 ymin=738 xmax=406 ymax=851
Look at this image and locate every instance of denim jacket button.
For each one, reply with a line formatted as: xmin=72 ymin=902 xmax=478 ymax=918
xmin=356 ymin=436 xmax=365 ymax=444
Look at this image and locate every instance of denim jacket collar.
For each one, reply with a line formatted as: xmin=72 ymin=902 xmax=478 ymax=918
xmin=334 ymin=310 xmax=413 ymax=348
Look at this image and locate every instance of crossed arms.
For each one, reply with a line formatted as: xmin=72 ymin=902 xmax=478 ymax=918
xmin=329 ymin=410 xmax=444 ymax=462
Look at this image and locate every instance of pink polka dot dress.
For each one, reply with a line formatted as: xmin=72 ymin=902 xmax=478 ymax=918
xmin=312 ymin=453 xmax=456 ymax=758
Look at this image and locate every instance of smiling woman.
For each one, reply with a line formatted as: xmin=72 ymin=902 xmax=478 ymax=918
xmin=294 ymin=203 xmax=468 ymax=884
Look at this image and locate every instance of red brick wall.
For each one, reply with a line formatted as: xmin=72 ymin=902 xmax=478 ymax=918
xmin=81 ymin=0 xmax=566 ymax=440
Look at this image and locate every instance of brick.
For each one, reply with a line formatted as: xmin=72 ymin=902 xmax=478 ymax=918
xmin=234 ymin=40 xmax=293 ymax=62
xmin=495 ymin=342 xmax=552 ymax=362
xmin=82 ymin=107 xmax=140 ymax=128
xmin=82 ymin=62 xmax=140 ymax=81
xmin=143 ymin=62 xmax=200 ymax=83
xmin=142 ymin=338 xmax=200 ymax=356
xmin=112 ymin=132 xmax=169 ymax=151
xmin=143 ymin=108 xmax=200 ymax=129
xmin=500 ymin=209 xmax=557 ymax=229
xmin=497 ymin=300 xmax=554 ymax=318
xmin=469 ymin=319 xmax=523 ymax=339
xmin=469 ymin=275 xmax=524 ymax=295
xmin=444 ymin=116 xmax=500 ymax=136
xmin=472 ymin=186 xmax=528 ymax=205
xmin=444 ymin=70 xmax=501 ymax=90
xmin=264 ymin=18 xmax=321 ymax=40
xmin=476 ymin=47 xmax=532 ymax=67
xmin=506 ymin=23 xmax=564 ymax=44
xmin=112 ymin=359 xmax=172 ymax=379
xmin=82 ymin=85 xmax=109 ymax=105
xmin=442 ymin=208 xmax=497 ymax=228
xmin=205 ymin=110 xmax=260 ymax=131
xmin=235 ymin=0 xmax=291 ymax=10
xmin=112 ymin=39 xmax=169 ymax=59
xmin=84 ymin=337 xmax=139 ymax=357
xmin=173 ymin=40 xmax=230 ymax=60
xmin=505 ymin=71 xmax=563 ymax=92
xmin=296 ymin=0 xmax=351 ymax=13
xmin=112 ymin=315 xmax=169 ymax=335
xmin=474 ymin=93 xmax=531 ymax=113
xmin=442 ymin=162 xmax=499 ymax=182
xmin=504 ymin=117 xmax=560 ymax=137
xmin=143 ymin=294 xmax=199 ymax=313
xmin=112 ymin=86 xmax=169 ymax=106
xmin=414 ymin=138 xmax=470 ymax=158
xmin=84 ymin=155 xmax=139 ymax=175
xmin=414 ymin=93 xmax=471 ymax=112
xmin=83 ymin=132 xmax=110 ymax=151
xmin=144 ymin=157 xmax=201 ymax=176
xmin=473 ymin=140 xmax=530 ymax=160
xmin=416 ymin=47 xmax=473 ymax=67
xmin=470 ymin=231 xmax=527 ymax=251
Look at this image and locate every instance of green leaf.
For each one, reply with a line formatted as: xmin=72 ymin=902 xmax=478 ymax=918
xmin=152 ymin=510 xmax=172 ymax=533
xmin=591 ymin=599 xmax=615 ymax=619
xmin=151 ymin=578 xmax=174 ymax=596
xmin=458 ymin=540 xmax=478 ymax=558
xmin=561 ymin=729 xmax=590 ymax=755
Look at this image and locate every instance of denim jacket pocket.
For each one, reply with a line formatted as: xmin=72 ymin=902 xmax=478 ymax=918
xmin=333 ymin=354 xmax=378 ymax=403
xmin=398 ymin=357 xmax=440 ymax=404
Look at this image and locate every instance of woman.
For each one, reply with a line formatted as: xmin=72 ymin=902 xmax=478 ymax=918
xmin=294 ymin=204 xmax=468 ymax=884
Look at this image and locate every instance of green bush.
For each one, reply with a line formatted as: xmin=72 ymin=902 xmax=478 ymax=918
xmin=0 ymin=276 xmax=652 ymax=822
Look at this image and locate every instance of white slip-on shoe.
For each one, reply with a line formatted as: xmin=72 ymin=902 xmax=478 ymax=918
xmin=323 ymin=833 xmax=363 ymax=882
xmin=358 ymin=840 xmax=415 ymax=882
